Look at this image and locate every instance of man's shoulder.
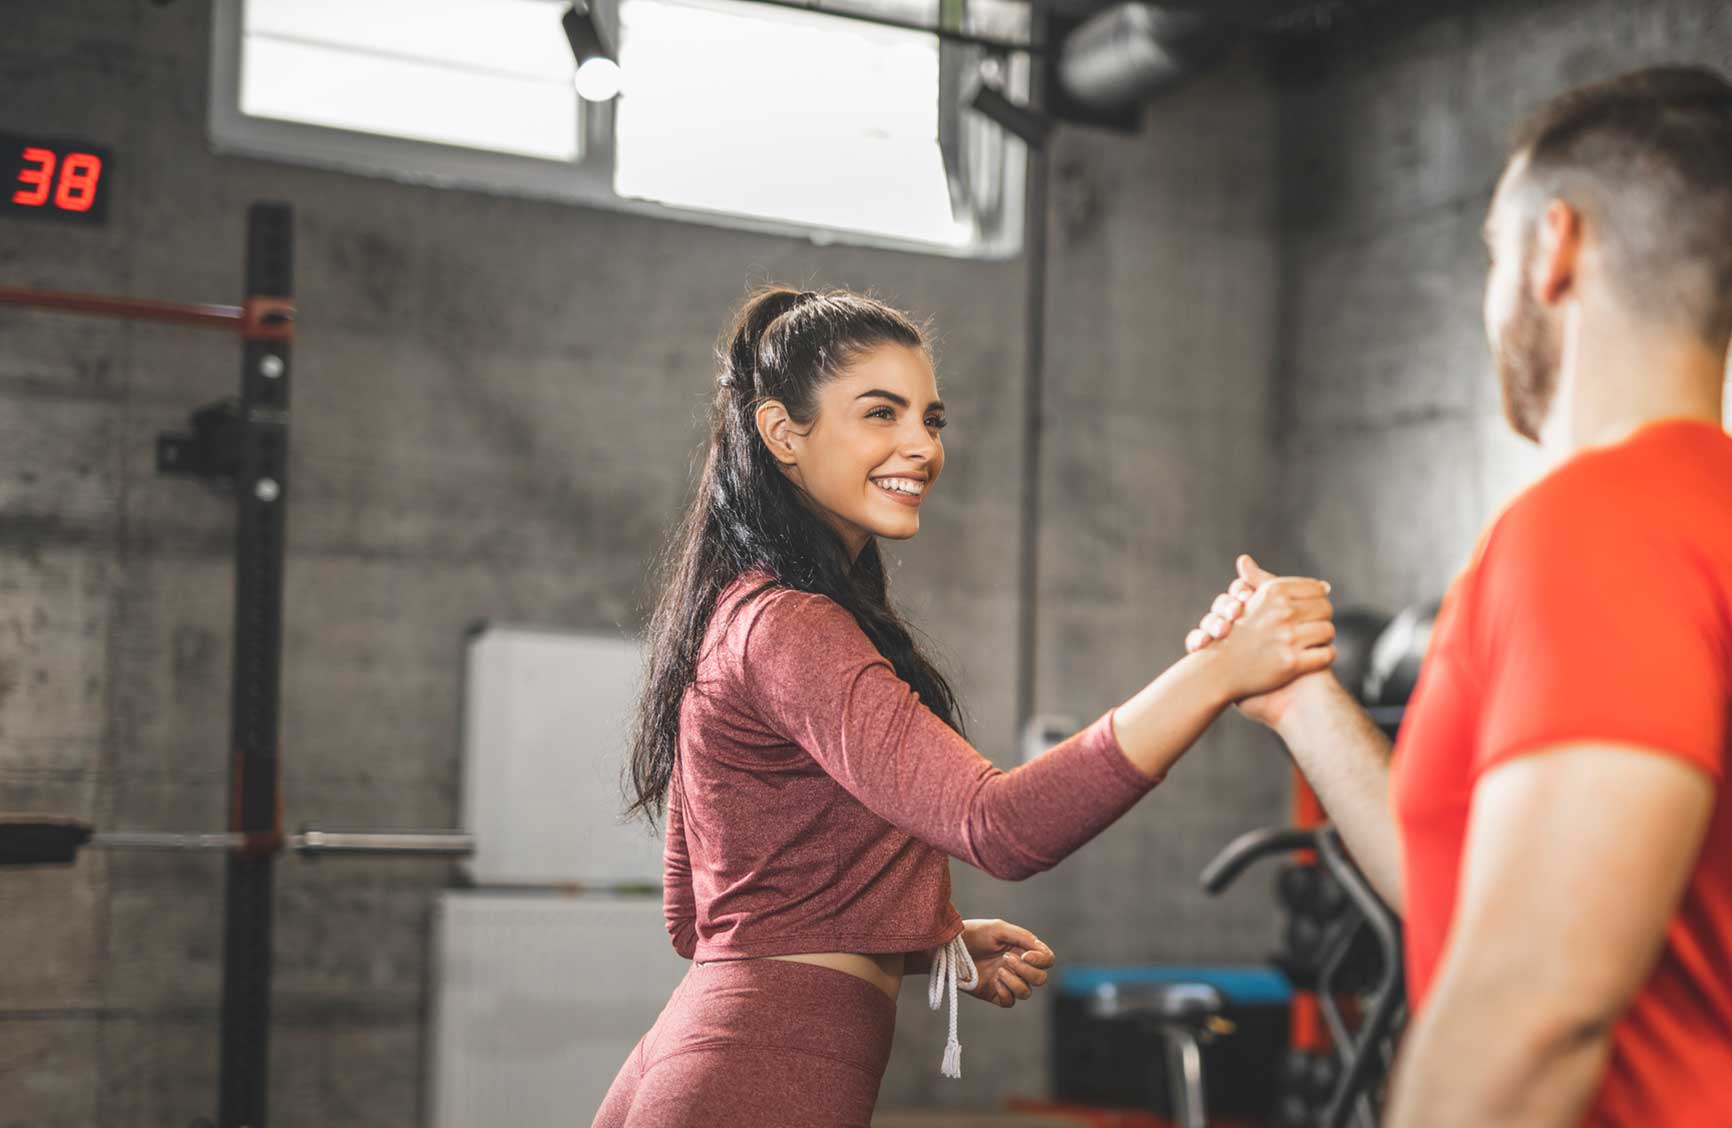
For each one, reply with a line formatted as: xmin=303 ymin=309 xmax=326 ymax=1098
xmin=1472 ymin=425 xmax=1732 ymax=618
xmin=1493 ymin=425 xmax=1732 ymax=553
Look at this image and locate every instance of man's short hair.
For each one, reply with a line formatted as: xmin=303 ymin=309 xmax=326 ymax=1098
xmin=1508 ymin=65 xmax=1732 ymax=347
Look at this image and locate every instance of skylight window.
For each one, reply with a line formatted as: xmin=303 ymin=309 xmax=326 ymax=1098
xmin=614 ymin=0 xmax=966 ymax=246
xmin=212 ymin=0 xmax=1026 ymax=257
xmin=240 ymin=0 xmax=580 ymax=160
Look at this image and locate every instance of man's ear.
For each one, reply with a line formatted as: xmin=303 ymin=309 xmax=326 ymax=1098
xmin=755 ymin=399 xmax=799 ymax=467
xmin=1533 ymin=198 xmax=1582 ymax=307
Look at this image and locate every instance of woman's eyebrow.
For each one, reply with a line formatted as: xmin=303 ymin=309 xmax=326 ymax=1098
xmin=855 ymin=389 xmax=909 ymax=408
xmin=855 ymin=389 xmax=945 ymax=412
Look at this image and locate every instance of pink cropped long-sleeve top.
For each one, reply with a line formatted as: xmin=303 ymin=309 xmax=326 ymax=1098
xmin=662 ymin=572 xmax=1164 ymax=968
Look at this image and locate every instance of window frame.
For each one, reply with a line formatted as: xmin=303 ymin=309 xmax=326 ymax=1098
xmin=207 ymin=0 xmax=1025 ymax=260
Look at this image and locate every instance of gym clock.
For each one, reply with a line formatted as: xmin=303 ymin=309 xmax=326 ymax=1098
xmin=2 ymin=131 xmax=111 ymax=225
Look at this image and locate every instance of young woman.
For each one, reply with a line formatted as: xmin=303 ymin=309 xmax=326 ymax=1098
xmin=594 ymin=286 xmax=1336 ymax=1128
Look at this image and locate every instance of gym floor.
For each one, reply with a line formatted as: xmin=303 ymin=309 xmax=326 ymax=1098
xmin=3 ymin=1 xmax=1729 ymax=1125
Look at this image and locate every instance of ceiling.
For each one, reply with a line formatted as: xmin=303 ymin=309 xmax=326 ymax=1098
xmin=1034 ymin=0 xmax=1421 ymax=34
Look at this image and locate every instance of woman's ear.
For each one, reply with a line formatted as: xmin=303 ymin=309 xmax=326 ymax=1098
xmin=755 ymin=399 xmax=799 ymax=467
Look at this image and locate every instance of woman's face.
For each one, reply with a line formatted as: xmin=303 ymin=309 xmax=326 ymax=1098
xmin=766 ymin=343 xmax=947 ymax=557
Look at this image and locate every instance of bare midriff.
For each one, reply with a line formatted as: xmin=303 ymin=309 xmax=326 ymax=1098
xmin=761 ymin=952 xmax=905 ymax=1001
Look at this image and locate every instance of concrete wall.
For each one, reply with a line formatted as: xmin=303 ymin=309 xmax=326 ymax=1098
xmin=1273 ymin=0 xmax=1732 ymax=616
xmin=1 ymin=2 xmax=1287 ymax=1124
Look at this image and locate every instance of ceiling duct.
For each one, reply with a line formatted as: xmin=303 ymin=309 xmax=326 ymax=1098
xmin=1055 ymin=4 xmax=1228 ymax=112
xmin=1132 ymin=0 xmax=1403 ymax=31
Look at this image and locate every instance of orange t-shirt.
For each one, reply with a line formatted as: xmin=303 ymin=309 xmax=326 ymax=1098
xmin=1392 ymin=419 xmax=1732 ymax=1127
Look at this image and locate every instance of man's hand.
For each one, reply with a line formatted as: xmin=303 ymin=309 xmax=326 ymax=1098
xmin=1187 ymin=554 xmax=1332 ymax=729
xmin=958 ymin=918 xmax=1055 ymax=1008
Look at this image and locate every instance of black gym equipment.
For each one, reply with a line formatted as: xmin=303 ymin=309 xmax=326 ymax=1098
xmin=1331 ymin=608 xmax=1392 ymax=707
xmin=0 ymin=204 xmax=474 ymax=1128
xmin=1084 ymin=980 xmax=1227 ymax=1128
xmin=1362 ymin=600 xmax=1440 ymax=735
xmin=1362 ymin=602 xmax=1436 ymax=705
xmin=1202 ymin=826 xmax=1406 ymax=1128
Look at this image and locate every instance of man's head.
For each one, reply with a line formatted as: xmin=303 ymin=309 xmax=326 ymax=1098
xmin=1483 ymin=66 xmax=1732 ymax=441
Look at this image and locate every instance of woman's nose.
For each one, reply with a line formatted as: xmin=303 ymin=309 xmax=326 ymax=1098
xmin=901 ymin=422 xmax=937 ymax=459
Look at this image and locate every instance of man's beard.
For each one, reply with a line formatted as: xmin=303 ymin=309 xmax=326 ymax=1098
xmin=1495 ymin=266 xmax=1562 ymax=443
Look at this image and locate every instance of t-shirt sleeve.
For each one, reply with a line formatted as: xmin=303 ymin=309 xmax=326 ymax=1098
xmin=1471 ymin=492 xmax=1729 ymax=781
xmin=737 ymin=587 xmax=1162 ymax=881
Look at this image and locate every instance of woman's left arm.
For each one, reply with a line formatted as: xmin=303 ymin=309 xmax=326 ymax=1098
xmin=909 ymin=917 xmax=1056 ymax=1007
xmin=662 ymin=775 xmax=699 ymax=959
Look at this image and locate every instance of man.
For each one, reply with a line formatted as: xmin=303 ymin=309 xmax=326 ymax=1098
xmin=1191 ymin=66 xmax=1732 ymax=1126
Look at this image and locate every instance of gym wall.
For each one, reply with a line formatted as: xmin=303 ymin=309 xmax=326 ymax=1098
xmin=1274 ymin=0 xmax=1732 ymax=613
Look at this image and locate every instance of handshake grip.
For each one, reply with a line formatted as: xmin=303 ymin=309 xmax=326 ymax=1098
xmin=1187 ymin=554 xmax=1337 ymax=700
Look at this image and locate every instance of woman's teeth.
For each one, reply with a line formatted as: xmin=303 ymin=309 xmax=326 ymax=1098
xmin=873 ymin=477 xmax=925 ymax=497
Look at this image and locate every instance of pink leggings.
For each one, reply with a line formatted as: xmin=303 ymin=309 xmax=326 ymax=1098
xmin=593 ymin=958 xmax=897 ymax=1127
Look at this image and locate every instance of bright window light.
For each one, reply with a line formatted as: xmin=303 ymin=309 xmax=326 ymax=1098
xmin=614 ymin=0 xmax=971 ymax=247
xmin=240 ymin=0 xmax=581 ymax=161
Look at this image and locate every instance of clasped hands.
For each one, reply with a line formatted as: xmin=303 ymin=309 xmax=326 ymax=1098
xmin=1185 ymin=553 xmax=1338 ymax=725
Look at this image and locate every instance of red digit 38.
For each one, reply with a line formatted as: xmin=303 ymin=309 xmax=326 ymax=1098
xmin=53 ymin=152 xmax=102 ymax=212
xmin=12 ymin=146 xmax=55 ymax=206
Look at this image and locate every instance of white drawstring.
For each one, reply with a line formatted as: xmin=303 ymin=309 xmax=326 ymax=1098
xmin=927 ymin=934 xmax=978 ymax=1078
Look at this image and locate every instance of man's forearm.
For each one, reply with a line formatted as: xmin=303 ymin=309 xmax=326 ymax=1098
xmin=1274 ymin=673 xmax=1404 ymax=911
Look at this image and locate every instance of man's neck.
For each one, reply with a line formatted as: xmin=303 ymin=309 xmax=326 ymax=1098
xmin=1540 ymin=308 xmax=1727 ymax=460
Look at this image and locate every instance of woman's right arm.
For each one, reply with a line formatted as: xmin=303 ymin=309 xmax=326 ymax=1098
xmin=737 ymin=581 xmax=1333 ymax=881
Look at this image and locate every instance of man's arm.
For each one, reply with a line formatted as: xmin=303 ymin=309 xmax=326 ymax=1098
xmin=1386 ymin=742 xmax=1714 ymax=1128
xmin=1192 ymin=556 xmax=1403 ymax=909
xmin=1257 ymin=671 xmax=1404 ymax=910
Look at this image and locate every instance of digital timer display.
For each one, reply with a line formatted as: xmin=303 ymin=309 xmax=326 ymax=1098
xmin=2 ymin=132 xmax=111 ymax=225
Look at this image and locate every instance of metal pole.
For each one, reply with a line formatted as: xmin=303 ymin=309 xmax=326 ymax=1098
xmin=1015 ymin=12 xmax=1052 ymax=736
xmin=217 ymin=202 xmax=294 ymax=1128
xmin=85 ymin=828 xmax=477 ymax=859
xmin=1164 ymin=1028 xmax=1207 ymax=1128
xmin=290 ymin=829 xmax=474 ymax=857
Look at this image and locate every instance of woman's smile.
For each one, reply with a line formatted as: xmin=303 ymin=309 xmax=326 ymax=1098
xmin=870 ymin=474 xmax=928 ymax=507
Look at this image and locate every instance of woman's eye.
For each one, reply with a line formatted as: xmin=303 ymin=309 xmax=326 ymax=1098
xmin=927 ymin=418 xmax=947 ymax=431
xmin=867 ymin=407 xmax=894 ymax=420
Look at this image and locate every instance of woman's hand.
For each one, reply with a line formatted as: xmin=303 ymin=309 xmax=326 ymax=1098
xmin=959 ymin=918 xmax=1055 ymax=1008
xmin=1188 ymin=554 xmax=1335 ymax=701
xmin=1187 ymin=554 xmax=1336 ymax=727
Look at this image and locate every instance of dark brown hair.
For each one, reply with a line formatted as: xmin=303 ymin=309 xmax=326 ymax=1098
xmin=623 ymin=286 xmax=964 ymax=825
xmin=1506 ymin=65 xmax=1732 ymax=345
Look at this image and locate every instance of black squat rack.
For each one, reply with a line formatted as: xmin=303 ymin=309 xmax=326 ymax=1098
xmin=0 ymin=203 xmax=475 ymax=1128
